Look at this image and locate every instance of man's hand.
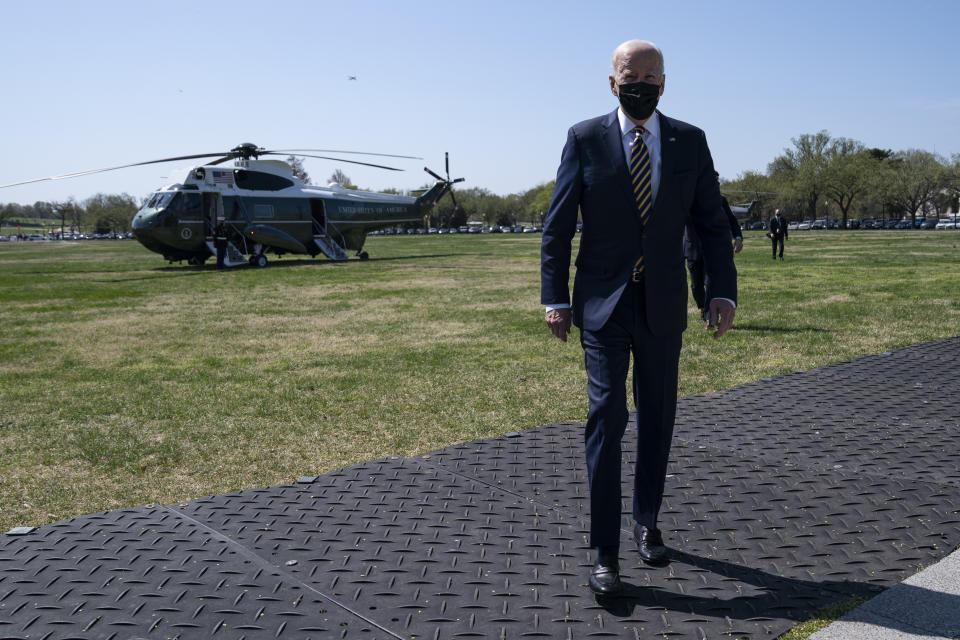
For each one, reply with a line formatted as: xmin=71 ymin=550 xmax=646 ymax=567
xmin=705 ymin=299 xmax=735 ymax=339
xmin=545 ymin=308 xmax=572 ymax=342
xmin=733 ymin=237 xmax=743 ymax=253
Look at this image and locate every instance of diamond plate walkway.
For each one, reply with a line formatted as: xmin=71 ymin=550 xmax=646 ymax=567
xmin=2 ymin=338 xmax=959 ymax=640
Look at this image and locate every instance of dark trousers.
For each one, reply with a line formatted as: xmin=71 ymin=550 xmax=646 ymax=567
xmin=579 ymin=282 xmax=682 ymax=552
xmin=687 ymin=257 xmax=706 ymax=310
xmin=771 ymin=235 xmax=784 ymax=258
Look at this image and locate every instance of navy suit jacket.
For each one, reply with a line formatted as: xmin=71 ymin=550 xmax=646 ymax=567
xmin=541 ymin=109 xmax=737 ymax=336
xmin=684 ymin=195 xmax=742 ymax=262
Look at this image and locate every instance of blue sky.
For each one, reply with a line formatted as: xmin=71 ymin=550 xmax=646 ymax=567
xmin=1 ymin=0 xmax=958 ymax=206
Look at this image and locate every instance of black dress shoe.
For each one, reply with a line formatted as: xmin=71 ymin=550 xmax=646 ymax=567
xmin=589 ymin=554 xmax=622 ymax=595
xmin=633 ymin=524 xmax=668 ymax=565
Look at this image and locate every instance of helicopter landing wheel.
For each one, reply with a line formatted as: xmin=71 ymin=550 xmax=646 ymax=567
xmin=359 ymin=251 xmax=369 ymax=261
xmin=252 ymin=254 xmax=268 ymax=268
xmin=187 ymin=256 xmax=206 ymax=266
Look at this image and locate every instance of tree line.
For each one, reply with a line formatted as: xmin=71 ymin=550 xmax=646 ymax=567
xmin=722 ymin=131 xmax=959 ymax=226
xmin=3 ymin=136 xmax=957 ymax=234
xmin=0 ymin=194 xmax=139 ymax=235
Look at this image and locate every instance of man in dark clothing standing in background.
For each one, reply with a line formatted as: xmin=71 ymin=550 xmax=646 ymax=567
xmin=769 ymin=209 xmax=788 ymax=260
xmin=684 ymin=175 xmax=743 ymax=322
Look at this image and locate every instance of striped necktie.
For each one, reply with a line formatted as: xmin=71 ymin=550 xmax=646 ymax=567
xmin=630 ymin=126 xmax=652 ymax=277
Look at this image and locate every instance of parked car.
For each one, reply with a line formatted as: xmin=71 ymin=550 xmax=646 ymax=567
xmin=797 ymin=220 xmax=812 ymax=230
xmin=748 ymin=221 xmax=766 ymax=230
xmin=846 ymin=219 xmax=861 ymax=229
xmin=920 ymin=219 xmax=938 ymax=229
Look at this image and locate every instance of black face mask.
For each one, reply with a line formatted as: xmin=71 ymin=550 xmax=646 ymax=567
xmin=617 ymin=80 xmax=660 ymax=121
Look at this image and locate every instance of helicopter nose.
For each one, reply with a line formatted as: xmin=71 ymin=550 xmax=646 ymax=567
xmin=132 ymin=211 xmax=157 ymax=230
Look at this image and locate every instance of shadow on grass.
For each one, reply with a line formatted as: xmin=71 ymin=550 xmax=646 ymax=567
xmin=90 ymin=271 xmax=208 ymax=283
xmin=731 ymin=324 xmax=833 ymax=333
xmin=148 ymin=253 xmax=469 ymax=272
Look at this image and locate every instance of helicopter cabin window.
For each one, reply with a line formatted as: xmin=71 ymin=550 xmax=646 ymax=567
xmin=253 ymin=204 xmax=275 ymax=219
xmin=234 ymin=170 xmax=294 ymax=191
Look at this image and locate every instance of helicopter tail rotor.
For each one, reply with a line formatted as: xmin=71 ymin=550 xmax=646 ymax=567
xmin=421 ymin=152 xmax=464 ymax=208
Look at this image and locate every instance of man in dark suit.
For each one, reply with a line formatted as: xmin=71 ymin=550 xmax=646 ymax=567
xmin=769 ymin=209 xmax=788 ymax=260
xmin=685 ymin=178 xmax=743 ymax=320
xmin=540 ymin=40 xmax=737 ymax=595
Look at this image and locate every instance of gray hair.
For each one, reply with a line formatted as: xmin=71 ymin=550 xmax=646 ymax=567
xmin=611 ymin=40 xmax=664 ymax=77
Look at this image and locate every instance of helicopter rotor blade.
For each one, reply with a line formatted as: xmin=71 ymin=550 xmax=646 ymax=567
xmin=445 ymin=152 xmax=450 ymax=180
xmin=448 ymin=188 xmax=459 ymax=210
xmin=267 ymin=149 xmax=423 ymax=160
xmin=0 ymin=152 xmax=235 ymax=189
xmin=424 ymin=167 xmax=445 ymax=182
xmin=264 ymin=152 xmax=403 ymax=171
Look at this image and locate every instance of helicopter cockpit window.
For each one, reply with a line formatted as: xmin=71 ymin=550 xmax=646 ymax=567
xmin=180 ymin=192 xmax=202 ymax=217
xmin=234 ymin=170 xmax=294 ymax=191
xmin=141 ymin=192 xmax=175 ymax=212
xmin=165 ymin=192 xmax=202 ymax=215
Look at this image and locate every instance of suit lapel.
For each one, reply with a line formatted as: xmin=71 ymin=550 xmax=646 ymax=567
xmin=601 ymin=110 xmax=636 ymax=211
xmin=652 ymin=111 xmax=675 ymax=218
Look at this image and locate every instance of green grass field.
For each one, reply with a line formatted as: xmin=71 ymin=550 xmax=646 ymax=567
xmin=1 ymin=231 xmax=958 ymax=535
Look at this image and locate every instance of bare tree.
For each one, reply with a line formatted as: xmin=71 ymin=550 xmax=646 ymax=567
xmin=285 ymin=156 xmax=311 ymax=184
xmin=328 ymin=169 xmax=357 ymax=189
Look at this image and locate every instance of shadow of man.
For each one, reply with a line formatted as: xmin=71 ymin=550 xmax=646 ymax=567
xmin=594 ymin=548 xmax=888 ymax=627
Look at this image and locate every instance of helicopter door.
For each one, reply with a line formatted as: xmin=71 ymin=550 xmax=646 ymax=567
xmin=203 ymin=192 xmax=222 ymax=235
xmin=310 ymin=199 xmax=326 ymax=232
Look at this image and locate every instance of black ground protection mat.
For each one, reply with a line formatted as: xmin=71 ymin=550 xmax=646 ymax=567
xmin=675 ymin=337 xmax=960 ymax=485
xmin=2 ymin=338 xmax=959 ymax=639
xmin=0 ymin=506 xmax=394 ymax=639
xmin=425 ymin=425 xmax=960 ymax=585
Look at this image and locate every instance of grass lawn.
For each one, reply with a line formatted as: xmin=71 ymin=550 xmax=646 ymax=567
xmin=1 ymin=230 xmax=958 ymax=636
xmin=2 ymin=231 xmax=959 ymax=531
